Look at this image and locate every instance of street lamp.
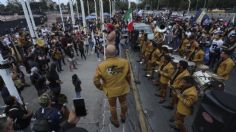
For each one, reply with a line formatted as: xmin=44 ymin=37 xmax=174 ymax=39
xmin=80 ymin=0 xmax=86 ymax=32
xmin=99 ymin=0 xmax=106 ymax=60
xmin=75 ymin=0 xmax=80 ymax=21
xmin=69 ymin=0 xmax=75 ymax=26
xmin=109 ymin=0 xmax=112 ymax=17
xmin=94 ymin=0 xmax=98 ymax=22
xmin=20 ymin=0 xmax=35 ymax=44
xmin=25 ymin=0 xmax=37 ymax=38
xmin=187 ymin=0 xmax=191 ymax=15
xmin=112 ymin=0 xmax=116 ymax=16
xmin=58 ymin=0 xmax=65 ymax=31
xmin=87 ymin=0 xmax=90 ymax=15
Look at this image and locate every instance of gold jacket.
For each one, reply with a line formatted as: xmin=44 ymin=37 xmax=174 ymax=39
xmin=217 ymin=58 xmax=235 ymax=80
xmin=172 ymin=69 xmax=191 ymax=89
xmin=177 ymin=86 xmax=198 ymax=116
xmin=93 ymin=57 xmax=131 ymax=98
xmin=192 ymin=49 xmax=205 ymax=65
xmin=159 ymin=62 xmax=174 ymax=84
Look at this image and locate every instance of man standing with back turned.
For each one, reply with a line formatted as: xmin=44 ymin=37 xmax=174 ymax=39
xmin=93 ymin=45 xmax=131 ymax=128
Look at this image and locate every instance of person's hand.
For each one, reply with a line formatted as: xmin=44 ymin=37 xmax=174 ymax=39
xmin=67 ymin=110 xmax=80 ymax=125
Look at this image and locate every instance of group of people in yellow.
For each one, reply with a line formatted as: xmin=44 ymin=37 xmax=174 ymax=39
xmin=137 ymin=27 xmax=235 ymax=132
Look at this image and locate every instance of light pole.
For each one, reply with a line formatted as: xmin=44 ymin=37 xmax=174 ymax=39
xmin=94 ymin=0 xmax=98 ymax=22
xmin=69 ymin=0 xmax=75 ymax=26
xmin=58 ymin=0 xmax=65 ymax=31
xmin=187 ymin=0 xmax=191 ymax=15
xmin=87 ymin=0 xmax=90 ymax=15
xmin=109 ymin=0 xmax=112 ymax=17
xmin=112 ymin=0 xmax=116 ymax=16
xmin=0 ymin=49 xmax=23 ymax=104
xmin=75 ymin=0 xmax=80 ymax=21
xmin=25 ymin=0 xmax=38 ymax=38
xmin=20 ymin=0 xmax=36 ymax=44
xmin=99 ymin=0 xmax=106 ymax=60
xmin=80 ymin=0 xmax=86 ymax=32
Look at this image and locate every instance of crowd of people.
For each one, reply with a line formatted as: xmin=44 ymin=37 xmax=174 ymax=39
xmin=0 ymin=11 xmax=128 ymax=131
xmin=0 ymin=9 xmax=236 ymax=132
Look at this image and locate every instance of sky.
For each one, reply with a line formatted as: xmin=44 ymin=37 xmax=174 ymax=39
xmin=0 ymin=0 xmax=139 ymax=5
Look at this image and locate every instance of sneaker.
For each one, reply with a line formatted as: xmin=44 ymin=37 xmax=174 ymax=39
xmin=163 ymin=105 xmax=174 ymax=110
xmin=145 ymin=74 xmax=151 ymax=77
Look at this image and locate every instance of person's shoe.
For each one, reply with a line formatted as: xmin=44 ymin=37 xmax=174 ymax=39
xmin=163 ymin=105 xmax=174 ymax=110
xmin=121 ymin=117 xmax=126 ymax=123
xmin=169 ymin=123 xmax=179 ymax=131
xmin=110 ymin=117 xmax=120 ymax=128
xmin=154 ymin=93 xmax=161 ymax=97
xmin=152 ymin=80 xmax=159 ymax=86
xmin=145 ymin=74 xmax=151 ymax=77
xmin=169 ymin=118 xmax=175 ymax=123
xmin=159 ymin=99 xmax=166 ymax=104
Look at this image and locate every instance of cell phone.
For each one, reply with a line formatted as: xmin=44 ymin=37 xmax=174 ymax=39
xmin=73 ymin=98 xmax=87 ymax=117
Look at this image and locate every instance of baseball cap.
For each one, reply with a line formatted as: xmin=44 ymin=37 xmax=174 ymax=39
xmin=38 ymin=93 xmax=50 ymax=107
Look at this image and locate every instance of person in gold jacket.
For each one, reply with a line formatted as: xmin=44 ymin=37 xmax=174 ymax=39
xmin=178 ymin=35 xmax=189 ymax=56
xmin=217 ymin=51 xmax=235 ymax=80
xmin=93 ymin=45 xmax=131 ymax=128
xmin=164 ymin=60 xmax=190 ymax=110
xmin=146 ymin=44 xmax=162 ymax=78
xmin=144 ymin=40 xmax=154 ymax=64
xmin=157 ymin=55 xmax=174 ymax=103
xmin=191 ymin=44 xmax=205 ymax=65
xmin=169 ymin=76 xmax=198 ymax=132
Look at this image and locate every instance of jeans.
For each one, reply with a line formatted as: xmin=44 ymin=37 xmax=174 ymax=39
xmin=54 ymin=59 xmax=62 ymax=72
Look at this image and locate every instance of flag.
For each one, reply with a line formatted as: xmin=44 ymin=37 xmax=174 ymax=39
xmin=196 ymin=9 xmax=207 ymax=24
xmin=128 ymin=21 xmax=134 ymax=32
xmin=124 ymin=8 xmax=132 ymax=21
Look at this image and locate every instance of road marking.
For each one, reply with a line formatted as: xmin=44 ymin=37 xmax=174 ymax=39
xmin=122 ymin=124 xmax=125 ymax=132
xmin=109 ymin=124 xmax=112 ymax=132
xmin=100 ymin=98 xmax=107 ymax=132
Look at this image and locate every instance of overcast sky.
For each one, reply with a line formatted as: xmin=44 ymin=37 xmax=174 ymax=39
xmin=1 ymin=0 xmax=138 ymax=5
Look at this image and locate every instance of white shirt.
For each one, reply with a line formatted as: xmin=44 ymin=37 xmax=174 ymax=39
xmin=210 ymin=39 xmax=224 ymax=52
xmin=3 ymin=37 xmax=11 ymax=46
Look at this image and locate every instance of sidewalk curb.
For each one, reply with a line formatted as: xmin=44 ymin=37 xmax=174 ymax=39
xmin=125 ymin=50 xmax=148 ymax=132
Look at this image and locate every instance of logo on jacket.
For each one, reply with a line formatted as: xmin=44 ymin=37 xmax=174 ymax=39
xmin=107 ymin=65 xmax=124 ymax=75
